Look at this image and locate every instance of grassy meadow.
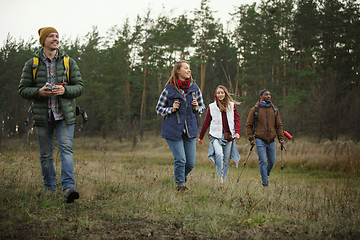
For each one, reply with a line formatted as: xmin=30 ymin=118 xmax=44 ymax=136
xmin=1 ymin=132 xmax=360 ymax=239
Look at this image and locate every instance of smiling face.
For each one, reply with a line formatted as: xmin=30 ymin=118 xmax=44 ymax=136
xmin=43 ymin=32 xmax=59 ymax=50
xmin=260 ymin=90 xmax=271 ymax=103
xmin=177 ymin=63 xmax=191 ymax=80
xmin=216 ymin=87 xmax=226 ymax=101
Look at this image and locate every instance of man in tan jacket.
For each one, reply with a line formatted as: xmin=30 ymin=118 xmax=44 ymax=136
xmin=246 ymin=89 xmax=284 ymax=186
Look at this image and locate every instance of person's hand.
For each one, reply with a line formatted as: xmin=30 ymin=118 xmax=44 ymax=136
xmin=198 ymin=139 xmax=203 ymax=145
xmin=192 ymin=97 xmax=198 ymax=111
xmin=39 ymin=85 xmax=53 ymax=97
xmin=234 ymin=133 xmax=240 ymax=139
xmin=250 ymin=140 xmax=256 ymax=147
xmin=279 ymin=139 xmax=285 ymax=146
xmin=52 ymin=85 xmax=65 ymax=96
xmin=172 ymin=100 xmax=180 ymax=112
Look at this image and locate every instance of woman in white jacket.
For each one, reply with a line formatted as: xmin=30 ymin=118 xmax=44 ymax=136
xmin=198 ymin=85 xmax=241 ymax=183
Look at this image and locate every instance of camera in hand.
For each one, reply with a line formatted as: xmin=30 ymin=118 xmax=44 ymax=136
xmin=46 ymin=83 xmax=53 ymax=90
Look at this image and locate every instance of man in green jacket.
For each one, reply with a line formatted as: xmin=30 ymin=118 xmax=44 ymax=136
xmin=246 ymin=89 xmax=284 ymax=187
xmin=19 ymin=27 xmax=84 ymax=203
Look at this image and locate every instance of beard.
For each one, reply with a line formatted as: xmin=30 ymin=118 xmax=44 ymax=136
xmin=261 ymin=98 xmax=271 ymax=104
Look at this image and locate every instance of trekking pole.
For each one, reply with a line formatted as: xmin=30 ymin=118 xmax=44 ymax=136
xmin=191 ymin=92 xmax=199 ymax=125
xmin=237 ymin=146 xmax=253 ymax=182
xmin=281 ymin=145 xmax=286 ymax=182
xmin=281 ymin=131 xmax=291 ymax=182
xmin=175 ymin=99 xmax=181 ymax=124
xmin=176 ymin=112 xmax=181 ymax=124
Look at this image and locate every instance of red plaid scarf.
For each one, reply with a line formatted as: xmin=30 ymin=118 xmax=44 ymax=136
xmin=173 ymin=78 xmax=191 ymax=93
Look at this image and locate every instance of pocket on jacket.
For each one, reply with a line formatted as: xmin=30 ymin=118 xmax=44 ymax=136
xmin=268 ymin=127 xmax=276 ymax=140
xmin=255 ymin=127 xmax=266 ymax=138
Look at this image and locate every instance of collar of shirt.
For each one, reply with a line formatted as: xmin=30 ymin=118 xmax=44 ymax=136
xmin=42 ymin=49 xmax=59 ymax=62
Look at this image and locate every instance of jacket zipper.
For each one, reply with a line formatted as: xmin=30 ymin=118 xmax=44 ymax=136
xmin=266 ymin=107 xmax=269 ymax=143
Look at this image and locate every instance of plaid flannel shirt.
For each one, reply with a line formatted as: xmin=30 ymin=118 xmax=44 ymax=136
xmin=156 ymin=88 xmax=205 ymax=117
xmin=42 ymin=50 xmax=64 ymax=121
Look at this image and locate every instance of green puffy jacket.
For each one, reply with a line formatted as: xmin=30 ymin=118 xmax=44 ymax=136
xmin=18 ymin=48 xmax=84 ymax=126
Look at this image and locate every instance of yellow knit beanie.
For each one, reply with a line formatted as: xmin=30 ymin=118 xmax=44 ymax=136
xmin=38 ymin=27 xmax=58 ymax=45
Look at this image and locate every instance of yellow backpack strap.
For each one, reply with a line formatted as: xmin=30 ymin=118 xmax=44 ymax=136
xmin=32 ymin=57 xmax=39 ymax=81
xmin=63 ymin=56 xmax=70 ymax=82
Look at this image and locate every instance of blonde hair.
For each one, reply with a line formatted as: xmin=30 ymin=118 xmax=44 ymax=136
xmin=216 ymin=85 xmax=241 ymax=112
xmin=164 ymin=60 xmax=193 ymax=95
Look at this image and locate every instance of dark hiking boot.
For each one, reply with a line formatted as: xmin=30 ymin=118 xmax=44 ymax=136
xmin=63 ymin=187 xmax=79 ymax=203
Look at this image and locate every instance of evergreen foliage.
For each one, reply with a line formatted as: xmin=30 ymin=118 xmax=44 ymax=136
xmin=1 ymin=0 xmax=359 ymax=142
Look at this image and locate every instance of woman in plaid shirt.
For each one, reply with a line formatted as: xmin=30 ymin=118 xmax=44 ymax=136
xmin=198 ymin=85 xmax=241 ymax=184
xmin=156 ymin=61 xmax=205 ymax=191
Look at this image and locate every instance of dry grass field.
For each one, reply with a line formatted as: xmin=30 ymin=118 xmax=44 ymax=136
xmin=1 ymin=132 xmax=360 ymax=239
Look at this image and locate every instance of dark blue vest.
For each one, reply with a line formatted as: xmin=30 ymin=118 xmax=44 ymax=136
xmin=161 ymin=81 xmax=200 ymax=140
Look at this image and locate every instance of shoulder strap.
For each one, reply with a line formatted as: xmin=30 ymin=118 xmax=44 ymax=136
xmin=63 ymin=56 xmax=70 ymax=82
xmin=253 ymin=104 xmax=277 ymax=133
xmin=253 ymin=105 xmax=259 ymax=133
xmin=254 ymin=104 xmax=277 ymax=117
xmin=32 ymin=56 xmax=70 ymax=82
xmin=32 ymin=57 xmax=39 ymax=81
xmin=254 ymin=105 xmax=259 ymax=119
xmin=272 ymin=104 xmax=278 ymax=117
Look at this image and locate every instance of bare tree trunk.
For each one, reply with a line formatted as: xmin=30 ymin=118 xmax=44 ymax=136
xmin=200 ymin=64 xmax=206 ymax=93
xmin=125 ymin=68 xmax=131 ymax=114
xmin=140 ymin=54 xmax=148 ymax=137
xmin=200 ymin=34 xmax=207 ymax=93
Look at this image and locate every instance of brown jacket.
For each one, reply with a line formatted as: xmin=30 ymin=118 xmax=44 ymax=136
xmin=246 ymin=101 xmax=284 ymax=144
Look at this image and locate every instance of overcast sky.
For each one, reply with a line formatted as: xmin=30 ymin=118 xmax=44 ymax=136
xmin=0 ymin=0 xmax=260 ymax=47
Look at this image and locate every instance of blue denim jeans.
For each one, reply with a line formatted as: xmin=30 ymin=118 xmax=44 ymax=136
xmin=209 ymin=136 xmax=232 ymax=180
xmin=36 ymin=119 xmax=75 ymax=191
xmin=256 ymin=138 xmax=276 ymax=185
xmin=166 ymin=134 xmax=196 ymax=184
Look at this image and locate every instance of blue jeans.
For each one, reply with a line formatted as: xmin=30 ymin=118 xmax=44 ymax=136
xmin=36 ymin=119 xmax=75 ymax=191
xmin=210 ymin=136 xmax=232 ymax=180
xmin=166 ymin=134 xmax=196 ymax=184
xmin=256 ymin=138 xmax=276 ymax=185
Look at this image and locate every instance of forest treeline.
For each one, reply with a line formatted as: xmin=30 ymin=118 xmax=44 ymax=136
xmin=1 ymin=0 xmax=359 ymax=144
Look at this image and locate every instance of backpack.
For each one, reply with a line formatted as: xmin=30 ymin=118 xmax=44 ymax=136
xmin=253 ymin=104 xmax=277 ymax=131
xmin=32 ymin=56 xmax=70 ymax=82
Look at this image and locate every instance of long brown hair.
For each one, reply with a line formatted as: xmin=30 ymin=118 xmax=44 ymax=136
xmin=216 ymin=85 xmax=241 ymax=112
xmin=164 ymin=60 xmax=193 ymax=95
